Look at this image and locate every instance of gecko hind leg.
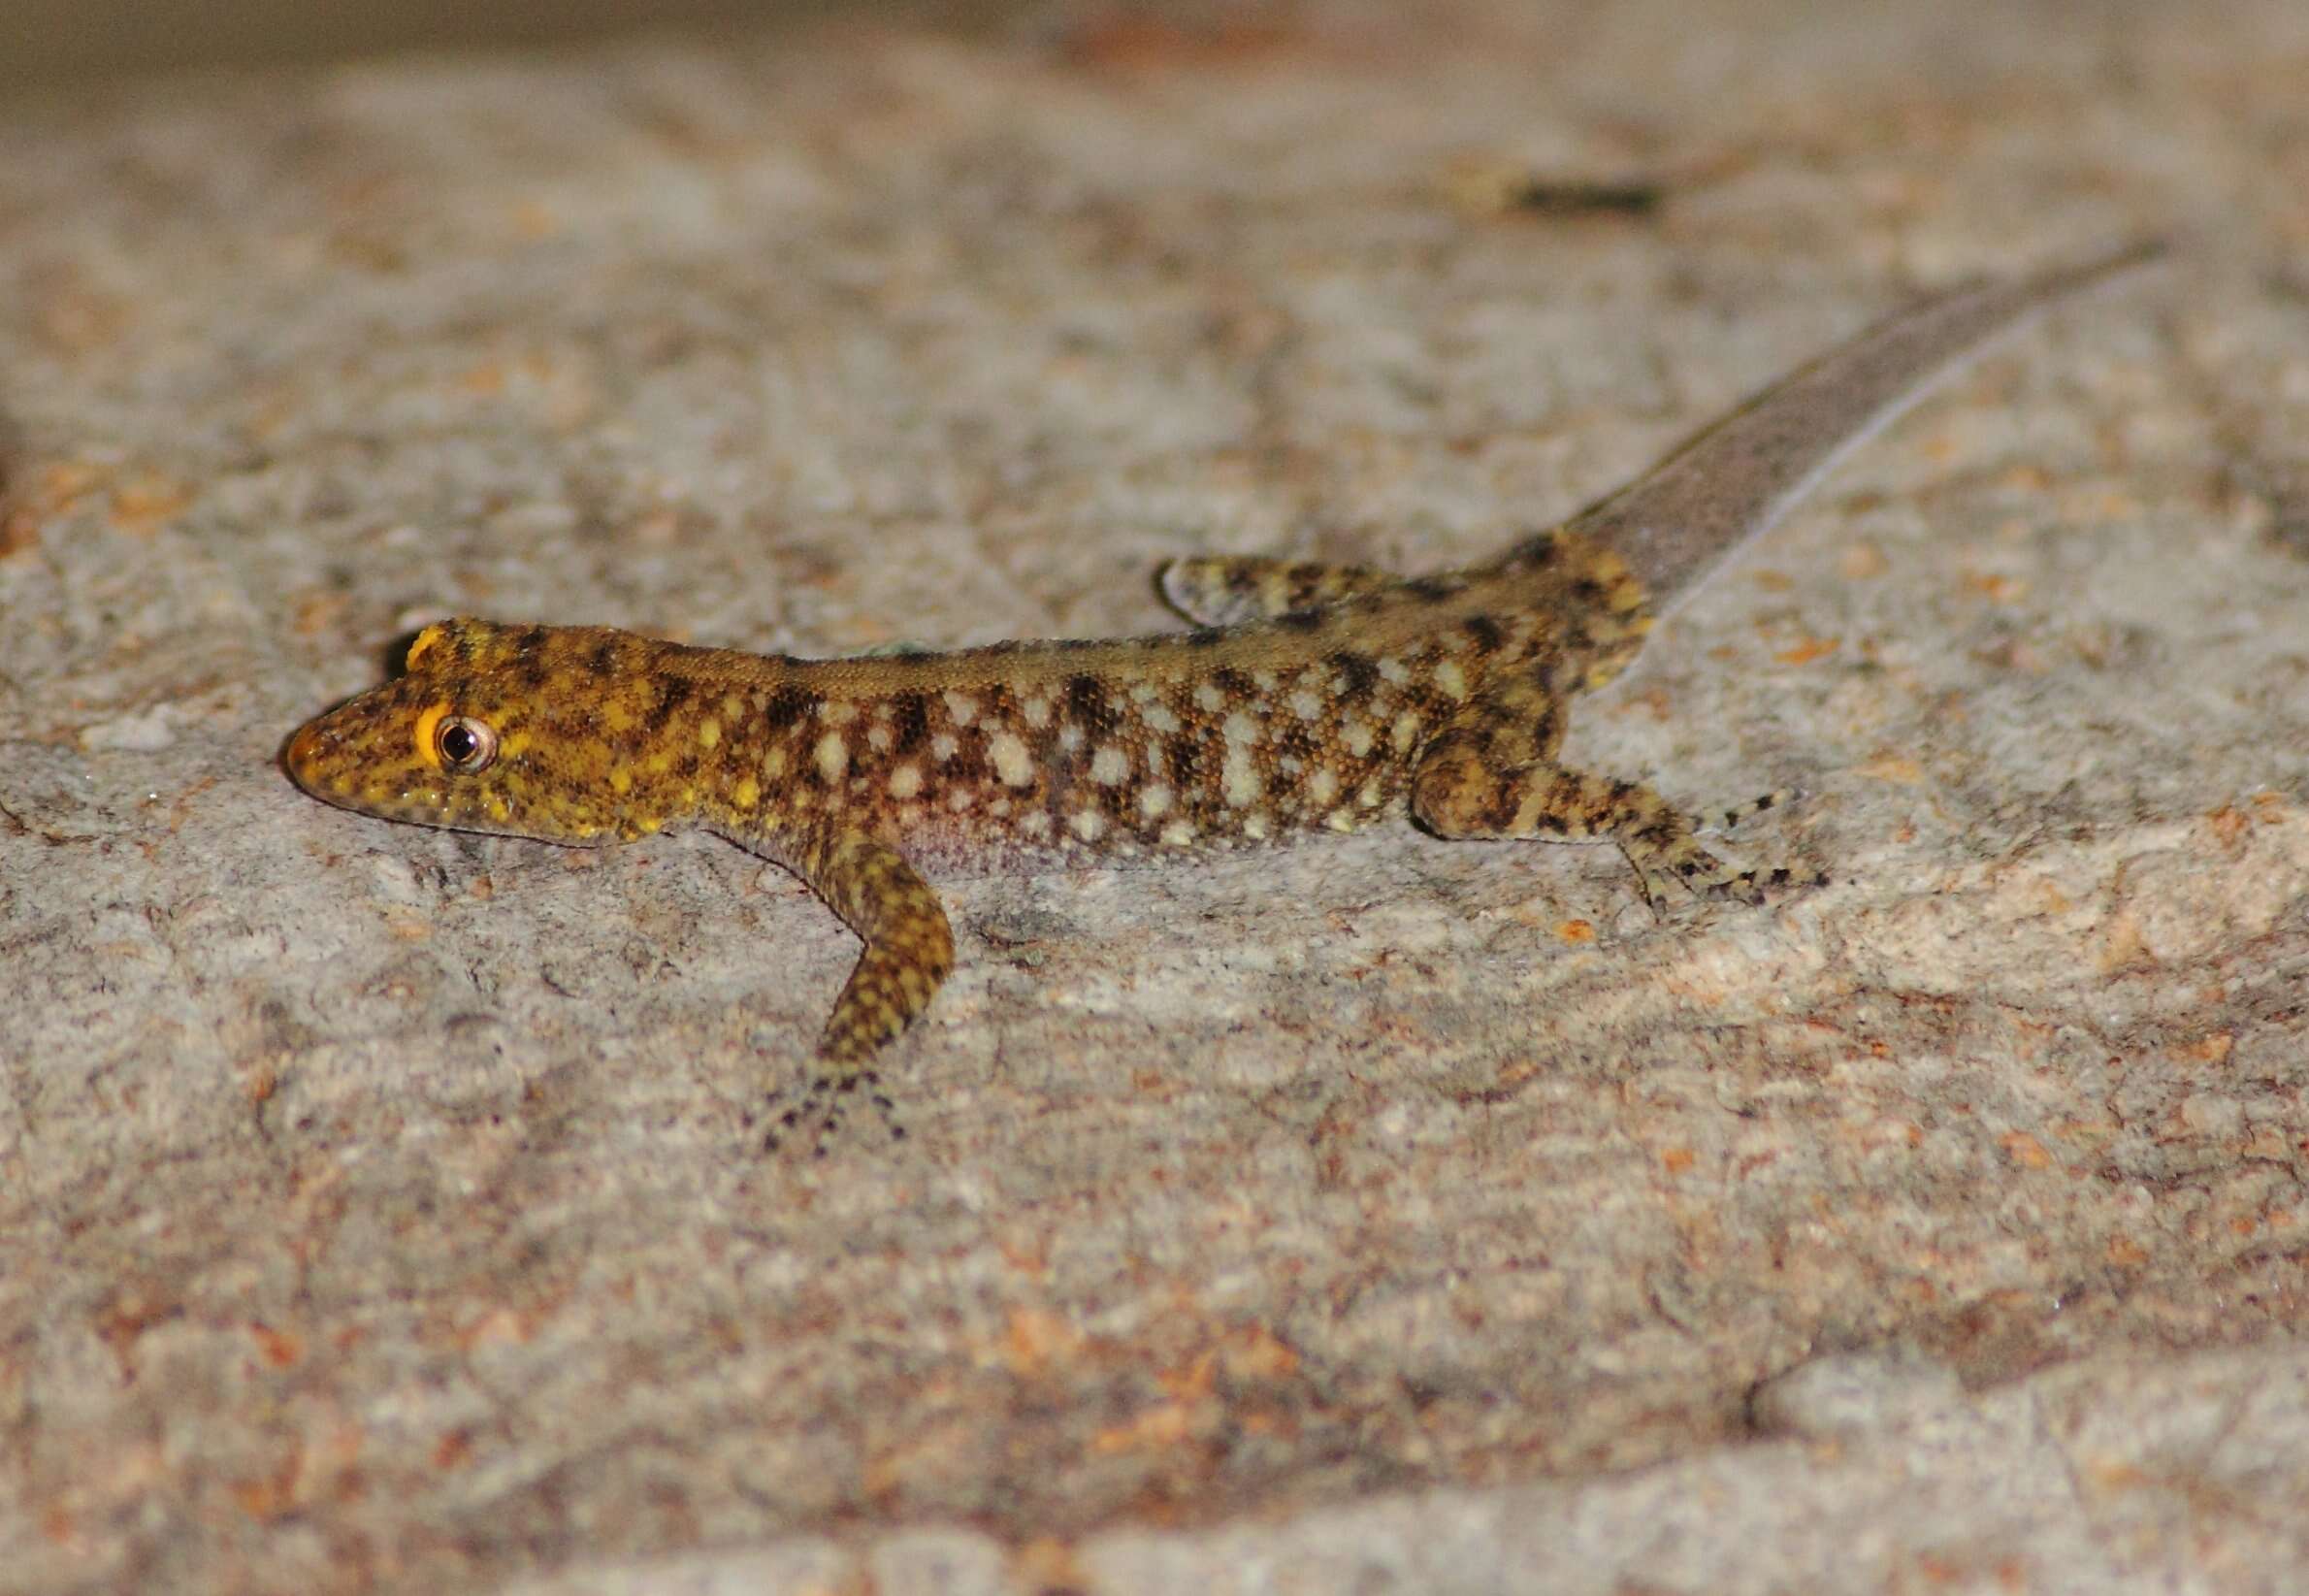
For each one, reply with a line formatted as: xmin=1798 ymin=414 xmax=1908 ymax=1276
xmin=1156 ymin=556 xmax=1401 ymax=628
xmin=1410 ymin=670 xmax=1817 ymax=909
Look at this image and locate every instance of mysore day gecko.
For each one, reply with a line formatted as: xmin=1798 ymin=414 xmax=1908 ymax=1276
xmin=286 ymin=244 xmax=2161 ymax=1151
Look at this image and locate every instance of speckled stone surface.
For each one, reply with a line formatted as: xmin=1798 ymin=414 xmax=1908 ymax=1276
xmin=3 ymin=2 xmax=2306 ymax=1591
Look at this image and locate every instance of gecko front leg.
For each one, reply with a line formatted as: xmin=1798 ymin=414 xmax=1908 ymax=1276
xmin=731 ymin=825 xmax=955 ymax=1154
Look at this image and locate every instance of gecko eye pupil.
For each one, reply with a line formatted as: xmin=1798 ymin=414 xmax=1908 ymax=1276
xmin=436 ymin=716 xmax=499 ymax=772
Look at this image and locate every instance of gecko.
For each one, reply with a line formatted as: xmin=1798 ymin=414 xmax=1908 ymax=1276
xmin=285 ymin=244 xmax=2162 ymax=1152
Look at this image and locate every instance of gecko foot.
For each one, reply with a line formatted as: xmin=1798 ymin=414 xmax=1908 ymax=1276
xmin=760 ymin=1064 xmax=906 ymax=1157
xmin=1698 ymin=860 xmax=1832 ymax=907
xmin=1623 ymin=839 xmax=1830 ymax=914
xmin=1613 ymin=788 xmax=1824 ymax=910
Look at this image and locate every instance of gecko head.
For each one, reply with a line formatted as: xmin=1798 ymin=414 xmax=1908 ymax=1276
xmin=285 ymin=618 xmax=678 ymax=845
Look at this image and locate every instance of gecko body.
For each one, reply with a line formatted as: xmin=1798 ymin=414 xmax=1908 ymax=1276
xmin=285 ymin=245 xmax=2160 ymax=1149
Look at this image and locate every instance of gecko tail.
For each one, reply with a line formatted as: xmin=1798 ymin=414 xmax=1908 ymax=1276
xmin=1538 ymin=241 xmax=2168 ymax=615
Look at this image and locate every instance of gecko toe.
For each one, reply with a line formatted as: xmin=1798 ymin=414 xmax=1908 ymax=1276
xmin=760 ymin=1064 xmax=907 ymax=1156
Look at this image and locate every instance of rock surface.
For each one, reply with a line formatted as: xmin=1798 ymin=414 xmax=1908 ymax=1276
xmin=3 ymin=1 xmax=2306 ymax=1591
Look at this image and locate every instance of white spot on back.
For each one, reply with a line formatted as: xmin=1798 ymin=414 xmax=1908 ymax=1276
xmin=1070 ymin=810 xmax=1105 ymax=842
xmin=930 ymin=733 xmax=959 ymax=763
xmin=1193 ymin=682 xmax=1225 ymax=713
xmin=1139 ymin=784 xmax=1173 ymax=819
xmin=1090 ymin=745 xmax=1129 ymax=785
xmin=990 ymin=731 xmax=1033 ymax=787
xmin=888 ymin=763 xmax=923 ymax=799
xmin=1222 ymin=747 xmax=1261 ymax=808
xmin=943 ymin=691 xmax=979 ymax=727
xmin=814 ymin=733 xmax=848 ymax=783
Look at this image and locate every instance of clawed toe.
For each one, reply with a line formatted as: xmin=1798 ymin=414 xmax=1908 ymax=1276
xmin=1691 ymin=787 xmax=1807 ymax=835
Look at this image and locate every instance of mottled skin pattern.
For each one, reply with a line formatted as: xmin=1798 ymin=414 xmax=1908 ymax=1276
xmin=285 ymin=246 xmax=2159 ymax=1152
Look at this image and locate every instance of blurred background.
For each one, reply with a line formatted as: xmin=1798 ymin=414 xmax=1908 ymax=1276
xmin=3 ymin=0 xmax=1028 ymax=87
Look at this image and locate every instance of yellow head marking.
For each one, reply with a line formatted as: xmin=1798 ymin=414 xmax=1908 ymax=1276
xmin=412 ymin=702 xmax=452 ymax=769
xmin=406 ymin=625 xmax=451 ymax=669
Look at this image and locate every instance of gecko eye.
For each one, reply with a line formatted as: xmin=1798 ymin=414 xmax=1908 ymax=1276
xmin=436 ymin=715 xmax=499 ymax=772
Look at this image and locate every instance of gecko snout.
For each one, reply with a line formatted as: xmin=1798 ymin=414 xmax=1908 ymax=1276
xmin=283 ymin=716 xmax=355 ymax=800
xmin=284 ymin=721 xmax=325 ymax=786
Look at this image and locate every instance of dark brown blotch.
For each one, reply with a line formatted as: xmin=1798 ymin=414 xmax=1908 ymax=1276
xmin=764 ymin=683 xmax=816 ymax=731
xmin=1169 ymin=736 xmax=1205 ymax=787
xmin=888 ymin=692 xmax=929 ymax=755
xmin=1091 ymin=774 xmax=1136 ymax=818
xmin=1064 ymin=673 xmax=1109 ymax=731
xmin=941 ymin=741 xmax=990 ymax=785
xmin=1328 ymin=650 xmax=1379 ymax=698
xmin=648 ymin=675 xmax=694 ymax=733
xmin=1515 ymin=533 xmax=1562 ymax=569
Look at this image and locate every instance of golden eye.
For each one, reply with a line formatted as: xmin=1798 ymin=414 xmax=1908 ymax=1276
xmin=435 ymin=715 xmax=499 ymax=772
